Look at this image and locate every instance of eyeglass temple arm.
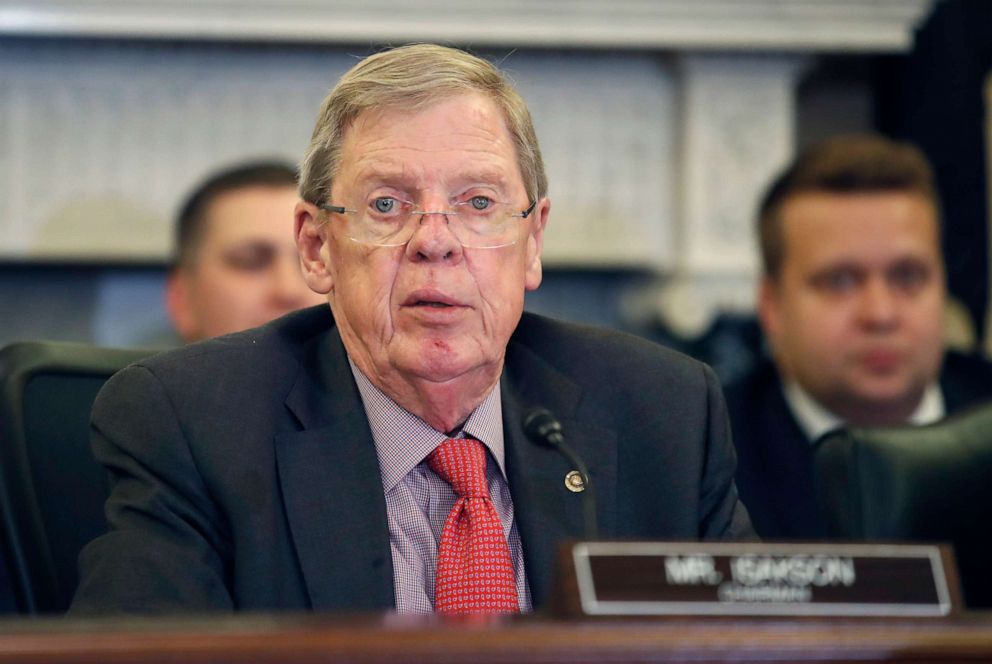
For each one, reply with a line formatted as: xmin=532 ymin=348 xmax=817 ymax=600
xmin=318 ymin=203 xmax=348 ymax=214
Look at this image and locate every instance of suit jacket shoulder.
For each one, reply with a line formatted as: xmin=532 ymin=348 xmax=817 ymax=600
xmin=72 ymin=306 xmax=395 ymax=615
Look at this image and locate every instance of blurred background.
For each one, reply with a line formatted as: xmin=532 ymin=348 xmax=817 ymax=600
xmin=0 ymin=0 xmax=988 ymax=385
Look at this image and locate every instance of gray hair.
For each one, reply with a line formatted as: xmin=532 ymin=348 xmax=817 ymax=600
xmin=299 ymin=44 xmax=547 ymax=207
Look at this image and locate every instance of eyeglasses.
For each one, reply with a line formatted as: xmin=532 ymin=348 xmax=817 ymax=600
xmin=318 ymin=196 xmax=537 ymax=249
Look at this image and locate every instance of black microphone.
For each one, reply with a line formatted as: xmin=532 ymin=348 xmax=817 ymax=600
xmin=523 ymin=408 xmax=598 ymax=539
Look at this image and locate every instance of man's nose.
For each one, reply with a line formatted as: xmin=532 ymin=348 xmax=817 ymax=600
xmin=404 ymin=210 xmax=464 ymax=263
xmin=858 ymin=277 xmax=899 ymax=329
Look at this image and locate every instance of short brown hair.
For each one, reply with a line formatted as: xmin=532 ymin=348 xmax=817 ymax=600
xmin=758 ymin=135 xmax=940 ymax=278
xmin=299 ymin=43 xmax=547 ymax=208
xmin=175 ymin=161 xmax=298 ymax=269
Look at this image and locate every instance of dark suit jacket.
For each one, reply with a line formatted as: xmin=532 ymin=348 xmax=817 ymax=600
xmin=71 ymin=306 xmax=752 ymax=614
xmin=726 ymin=353 xmax=992 ymax=539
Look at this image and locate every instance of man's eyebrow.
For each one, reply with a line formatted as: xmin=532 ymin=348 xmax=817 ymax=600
xmin=221 ymin=241 xmax=278 ymax=255
xmin=888 ymin=255 xmax=933 ymax=267
xmin=807 ymin=261 xmax=863 ymax=278
xmin=351 ymin=165 xmax=413 ymax=187
xmin=225 ymin=239 xmax=278 ymax=249
xmin=456 ymin=171 xmax=511 ymax=188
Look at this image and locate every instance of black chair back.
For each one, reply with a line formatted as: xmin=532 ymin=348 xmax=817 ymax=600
xmin=814 ymin=403 xmax=992 ymax=609
xmin=0 ymin=341 xmax=156 ymax=613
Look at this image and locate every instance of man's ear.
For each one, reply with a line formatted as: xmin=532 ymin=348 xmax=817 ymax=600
xmin=295 ymin=201 xmax=333 ymax=295
xmin=165 ymin=270 xmax=199 ymax=343
xmin=524 ymin=197 xmax=550 ymax=292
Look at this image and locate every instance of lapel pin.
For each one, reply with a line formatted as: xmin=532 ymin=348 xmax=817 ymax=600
xmin=564 ymin=470 xmax=586 ymax=493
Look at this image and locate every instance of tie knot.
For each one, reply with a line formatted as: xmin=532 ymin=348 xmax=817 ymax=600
xmin=427 ymin=438 xmax=489 ymax=498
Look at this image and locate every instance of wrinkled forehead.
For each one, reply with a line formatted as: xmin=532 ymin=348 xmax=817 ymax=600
xmin=335 ymin=94 xmax=524 ymax=195
xmin=344 ymin=156 xmax=516 ymax=194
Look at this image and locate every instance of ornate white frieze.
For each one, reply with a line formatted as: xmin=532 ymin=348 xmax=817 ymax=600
xmin=0 ymin=1 xmax=934 ymax=52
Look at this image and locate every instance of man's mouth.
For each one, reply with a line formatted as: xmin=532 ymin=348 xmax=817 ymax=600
xmin=403 ymin=290 xmax=466 ymax=310
xmin=860 ymin=350 xmax=902 ymax=373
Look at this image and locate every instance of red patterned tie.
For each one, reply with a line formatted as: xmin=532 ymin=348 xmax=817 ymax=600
xmin=427 ymin=438 xmax=519 ymax=614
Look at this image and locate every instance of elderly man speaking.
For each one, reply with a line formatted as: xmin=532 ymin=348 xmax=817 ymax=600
xmin=71 ymin=44 xmax=752 ymax=616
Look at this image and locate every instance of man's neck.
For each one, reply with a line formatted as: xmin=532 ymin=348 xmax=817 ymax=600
xmin=344 ymin=346 xmax=502 ymax=433
xmin=385 ymin=371 xmax=501 ymax=434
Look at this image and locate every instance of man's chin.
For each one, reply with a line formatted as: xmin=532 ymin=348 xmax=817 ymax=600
xmin=839 ymin=381 xmax=926 ymax=423
xmin=392 ymin=341 xmax=501 ymax=386
xmin=849 ymin=370 xmax=919 ymax=401
xmin=394 ymin=349 xmax=473 ymax=384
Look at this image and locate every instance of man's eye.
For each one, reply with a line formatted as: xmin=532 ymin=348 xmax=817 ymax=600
xmin=813 ymin=270 xmax=860 ymax=293
xmin=889 ymin=262 xmax=931 ymax=292
xmin=223 ymin=246 xmax=275 ymax=271
xmin=372 ymin=197 xmax=398 ymax=214
xmin=468 ymin=196 xmax=493 ymax=211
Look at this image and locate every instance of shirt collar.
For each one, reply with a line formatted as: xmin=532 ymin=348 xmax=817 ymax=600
xmin=347 ymin=358 xmax=506 ymax=491
xmin=782 ymin=380 xmax=946 ymax=444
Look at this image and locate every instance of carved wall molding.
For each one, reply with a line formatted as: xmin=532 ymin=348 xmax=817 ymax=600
xmin=1 ymin=0 xmax=933 ymax=52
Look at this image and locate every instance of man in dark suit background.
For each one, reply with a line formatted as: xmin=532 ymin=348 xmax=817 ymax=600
xmin=71 ymin=44 xmax=752 ymax=615
xmin=726 ymin=135 xmax=992 ymax=539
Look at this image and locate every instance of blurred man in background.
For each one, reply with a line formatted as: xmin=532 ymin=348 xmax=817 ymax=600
xmin=726 ymin=134 xmax=992 ymax=538
xmin=166 ymin=162 xmax=325 ymax=342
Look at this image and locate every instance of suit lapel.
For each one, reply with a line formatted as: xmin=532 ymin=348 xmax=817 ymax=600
xmin=275 ymin=328 xmax=394 ymax=611
xmin=502 ymin=343 xmax=616 ymax=609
